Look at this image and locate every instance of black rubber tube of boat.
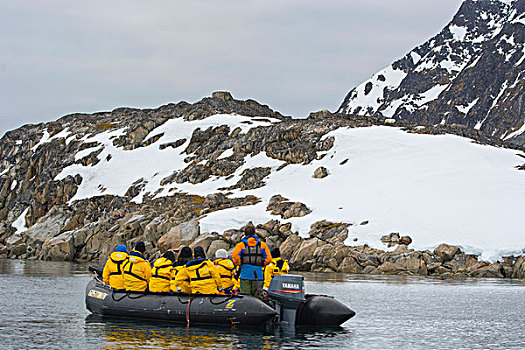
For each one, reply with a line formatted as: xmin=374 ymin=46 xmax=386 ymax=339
xmin=111 ymin=290 xmax=127 ymax=302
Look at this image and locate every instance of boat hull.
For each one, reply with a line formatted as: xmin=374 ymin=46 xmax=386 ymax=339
xmin=85 ymin=279 xmax=277 ymax=327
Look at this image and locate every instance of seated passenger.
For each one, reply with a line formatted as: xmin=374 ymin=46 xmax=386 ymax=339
xmin=213 ymin=249 xmax=235 ymax=293
xmin=123 ymin=241 xmax=152 ymax=292
xmin=263 ymin=248 xmax=289 ymax=291
xmin=170 ymin=246 xmax=193 ymax=293
xmin=102 ymin=244 xmax=128 ymax=290
xmin=175 ymin=246 xmax=223 ymax=294
xmin=149 ymin=250 xmax=176 ymax=293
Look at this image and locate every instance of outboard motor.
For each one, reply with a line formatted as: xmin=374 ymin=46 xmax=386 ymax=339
xmin=267 ymin=275 xmax=305 ymax=327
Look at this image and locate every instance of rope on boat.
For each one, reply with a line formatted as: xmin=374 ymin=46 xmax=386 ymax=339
xmin=186 ymin=297 xmax=192 ymax=328
xmin=111 ymin=290 xmax=128 ymax=302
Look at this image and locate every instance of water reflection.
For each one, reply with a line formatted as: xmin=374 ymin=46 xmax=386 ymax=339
xmin=85 ymin=315 xmax=354 ymax=350
xmin=300 ymin=271 xmax=525 ymax=286
xmin=0 ymin=259 xmax=90 ymax=277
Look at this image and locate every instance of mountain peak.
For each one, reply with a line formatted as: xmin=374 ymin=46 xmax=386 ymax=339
xmin=338 ymin=0 xmax=525 ymax=147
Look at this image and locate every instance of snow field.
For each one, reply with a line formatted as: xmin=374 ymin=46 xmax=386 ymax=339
xmin=55 ymin=116 xmax=525 ymax=262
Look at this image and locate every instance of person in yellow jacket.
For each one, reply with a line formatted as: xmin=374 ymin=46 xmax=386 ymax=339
xmin=102 ymin=244 xmax=128 ymax=289
xmin=149 ymin=250 xmax=176 ymax=293
xmin=213 ymin=249 xmax=235 ymax=292
xmin=123 ymin=241 xmax=152 ymax=292
xmin=263 ymin=248 xmax=289 ymax=291
xmin=170 ymin=246 xmax=193 ymax=293
xmin=175 ymin=246 xmax=223 ymax=294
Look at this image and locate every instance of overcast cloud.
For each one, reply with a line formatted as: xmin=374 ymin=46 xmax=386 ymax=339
xmin=0 ymin=0 xmax=463 ymax=135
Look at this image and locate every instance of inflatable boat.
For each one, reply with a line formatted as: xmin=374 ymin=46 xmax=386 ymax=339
xmin=86 ymin=270 xmax=355 ymax=328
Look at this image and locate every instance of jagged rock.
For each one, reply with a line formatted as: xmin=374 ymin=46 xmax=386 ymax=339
xmin=41 ymin=232 xmax=74 ymax=261
xmin=511 ymin=256 xmax=525 ymax=279
xmin=24 ymin=209 xmax=70 ymax=251
xmin=223 ymin=167 xmax=271 ymax=191
xmin=290 ymin=238 xmax=320 ymax=268
xmin=309 ymin=220 xmax=349 ymax=243
xmin=434 ymin=243 xmax=461 ymax=262
xmin=313 ymin=166 xmax=329 ymax=179
xmin=279 ymin=233 xmax=301 ymax=259
xmin=472 ymin=263 xmax=505 ymax=278
xmin=376 ymin=261 xmax=405 ymax=274
xmin=190 ymin=233 xmax=220 ymax=252
xmin=207 ymin=239 xmax=231 ymax=258
xmin=400 ymin=236 xmax=412 ymax=246
xmin=339 ymin=257 xmax=363 ymax=274
xmin=266 ymin=195 xmax=312 ymax=219
xmin=10 ymin=243 xmax=27 ymax=257
xmin=158 ymin=220 xmax=200 ymax=253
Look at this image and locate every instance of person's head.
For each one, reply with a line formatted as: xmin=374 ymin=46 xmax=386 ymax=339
xmin=177 ymin=246 xmax=192 ymax=263
xmin=243 ymin=225 xmax=255 ymax=236
xmin=115 ymin=244 xmax=127 ymax=253
xmin=163 ymin=250 xmax=176 ymax=262
xmin=215 ymin=249 xmax=228 ymax=259
xmin=270 ymin=248 xmax=280 ymax=258
xmin=134 ymin=241 xmax=146 ymax=254
xmin=193 ymin=246 xmax=206 ymax=259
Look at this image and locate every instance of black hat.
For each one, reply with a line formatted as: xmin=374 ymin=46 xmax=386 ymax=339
xmin=194 ymin=246 xmax=206 ymax=259
xmin=177 ymin=246 xmax=193 ymax=263
xmin=162 ymin=250 xmax=176 ymax=262
xmin=135 ymin=241 xmax=146 ymax=254
xmin=270 ymin=248 xmax=280 ymax=258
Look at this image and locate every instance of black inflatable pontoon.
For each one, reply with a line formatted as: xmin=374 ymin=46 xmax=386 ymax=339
xmin=86 ymin=271 xmax=355 ymax=328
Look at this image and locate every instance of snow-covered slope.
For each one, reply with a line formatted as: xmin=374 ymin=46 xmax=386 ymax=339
xmin=338 ymin=0 xmax=525 ymax=147
xmin=52 ymin=116 xmax=525 ymax=261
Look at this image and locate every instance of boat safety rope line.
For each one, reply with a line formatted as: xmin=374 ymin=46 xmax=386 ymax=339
xmin=210 ymin=295 xmax=235 ymax=305
xmin=127 ymin=292 xmax=147 ymax=300
xmin=186 ymin=297 xmax=193 ymax=327
xmin=111 ymin=290 xmax=128 ymax=302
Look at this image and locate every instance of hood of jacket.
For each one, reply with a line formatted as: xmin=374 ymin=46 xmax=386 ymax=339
xmin=186 ymin=258 xmax=207 ymax=269
xmin=153 ymin=257 xmax=173 ymax=267
xmin=241 ymin=235 xmax=260 ymax=247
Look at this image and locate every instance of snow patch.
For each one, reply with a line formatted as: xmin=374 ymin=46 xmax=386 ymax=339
xmin=31 ymin=128 xmax=71 ymax=151
xmin=456 ymin=98 xmax=479 ymax=115
xmin=449 ymin=25 xmax=468 ymax=41
xmin=55 ymin=114 xmax=281 ymax=203
xmin=13 ymin=207 xmax=29 ymax=233
xmin=504 ymin=121 xmax=525 ymax=140
xmin=410 ymin=52 xmax=421 ymax=64
xmin=341 ymin=66 xmax=407 ymax=115
xmin=414 ymin=85 xmax=448 ymax=106
xmin=217 ymin=149 xmax=234 ymax=160
xmin=201 ymin=127 xmax=525 ymax=262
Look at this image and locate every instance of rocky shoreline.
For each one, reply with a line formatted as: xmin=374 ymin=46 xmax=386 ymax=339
xmin=1 ymin=92 xmax=524 ymax=279
xmin=1 ymin=212 xmax=524 ymax=279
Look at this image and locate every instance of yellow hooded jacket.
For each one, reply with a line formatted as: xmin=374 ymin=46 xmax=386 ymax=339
xmin=170 ymin=264 xmax=191 ymax=293
xmin=148 ymin=257 xmax=174 ymax=293
xmin=123 ymin=252 xmax=152 ymax=292
xmin=176 ymin=258 xmax=222 ymax=294
xmin=263 ymin=257 xmax=289 ymax=289
xmin=214 ymin=258 xmax=235 ymax=289
xmin=102 ymin=251 xmax=128 ymax=290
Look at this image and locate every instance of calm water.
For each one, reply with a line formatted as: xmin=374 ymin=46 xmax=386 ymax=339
xmin=0 ymin=260 xmax=524 ymax=350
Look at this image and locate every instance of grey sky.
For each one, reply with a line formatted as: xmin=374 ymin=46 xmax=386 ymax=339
xmin=0 ymin=0 xmax=463 ymax=135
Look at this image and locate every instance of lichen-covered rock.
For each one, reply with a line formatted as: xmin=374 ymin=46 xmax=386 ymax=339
xmin=279 ymin=233 xmax=301 ymax=259
xmin=266 ymin=195 xmax=312 ymax=219
xmin=309 ymin=220 xmax=349 ymax=243
xmin=313 ymin=166 xmax=329 ymax=179
xmin=158 ymin=220 xmax=200 ymax=253
xmin=434 ymin=243 xmax=461 ymax=262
